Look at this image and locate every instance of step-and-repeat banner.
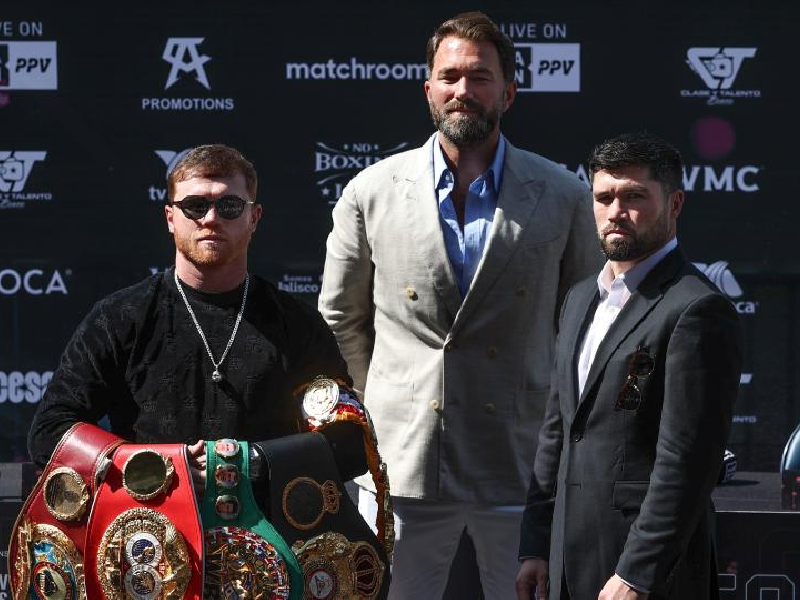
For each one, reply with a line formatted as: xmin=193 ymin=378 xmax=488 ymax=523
xmin=0 ymin=3 xmax=797 ymax=470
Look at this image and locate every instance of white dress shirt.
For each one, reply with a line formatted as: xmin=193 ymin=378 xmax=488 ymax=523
xmin=577 ymin=237 xmax=678 ymax=397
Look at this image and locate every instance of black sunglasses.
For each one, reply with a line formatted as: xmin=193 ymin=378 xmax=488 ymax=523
xmin=615 ymin=345 xmax=655 ymax=411
xmin=168 ymin=195 xmax=255 ymax=220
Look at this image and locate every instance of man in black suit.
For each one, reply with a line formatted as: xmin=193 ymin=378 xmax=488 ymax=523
xmin=515 ymin=132 xmax=742 ymax=600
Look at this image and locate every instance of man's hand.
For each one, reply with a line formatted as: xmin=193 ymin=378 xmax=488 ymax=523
xmin=598 ymin=574 xmax=648 ymax=600
xmin=186 ymin=439 xmax=207 ymax=499
xmin=516 ymin=558 xmax=549 ymax=600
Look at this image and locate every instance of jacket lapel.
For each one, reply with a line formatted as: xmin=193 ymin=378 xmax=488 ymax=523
xmin=576 ymin=248 xmax=687 ymax=411
xmin=403 ymin=136 xmax=462 ymax=323
xmin=564 ymin=280 xmax=601 ymax=416
xmin=451 ymin=142 xmax=548 ymax=336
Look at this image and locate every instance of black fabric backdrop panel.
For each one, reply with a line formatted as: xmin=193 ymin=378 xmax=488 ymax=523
xmin=0 ymin=2 xmax=797 ymax=471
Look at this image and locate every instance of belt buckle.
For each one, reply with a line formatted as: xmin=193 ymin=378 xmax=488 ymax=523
xmin=43 ymin=466 xmax=90 ymax=522
xmin=122 ymin=449 xmax=175 ymax=502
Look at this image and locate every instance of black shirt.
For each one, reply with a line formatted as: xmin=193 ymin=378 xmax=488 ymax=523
xmin=28 ymin=268 xmax=356 ymax=470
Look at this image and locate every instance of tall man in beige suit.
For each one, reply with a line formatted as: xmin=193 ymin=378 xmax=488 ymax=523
xmin=318 ymin=11 xmax=602 ymax=599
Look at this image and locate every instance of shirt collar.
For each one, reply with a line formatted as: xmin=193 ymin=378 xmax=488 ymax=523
xmin=432 ymin=133 xmax=506 ymax=196
xmin=597 ymin=237 xmax=678 ymax=297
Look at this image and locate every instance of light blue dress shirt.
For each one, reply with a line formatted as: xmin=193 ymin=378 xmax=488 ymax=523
xmin=432 ymin=134 xmax=506 ymax=298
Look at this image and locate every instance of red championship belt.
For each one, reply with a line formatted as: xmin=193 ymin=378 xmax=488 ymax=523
xmin=84 ymin=443 xmax=203 ymax=600
xmin=8 ymin=422 xmax=124 ymax=599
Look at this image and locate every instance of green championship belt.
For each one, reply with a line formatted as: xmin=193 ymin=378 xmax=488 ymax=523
xmin=201 ymin=439 xmax=303 ymax=600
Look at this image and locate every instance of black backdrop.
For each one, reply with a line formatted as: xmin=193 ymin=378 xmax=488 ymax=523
xmin=1 ymin=1 xmax=798 ymax=473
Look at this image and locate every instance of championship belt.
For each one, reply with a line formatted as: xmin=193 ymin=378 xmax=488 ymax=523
xmin=84 ymin=443 xmax=203 ymax=599
xmin=296 ymin=376 xmax=394 ymax=559
xmin=201 ymin=438 xmax=303 ymax=600
xmin=8 ymin=422 xmax=124 ymax=600
xmin=260 ymin=432 xmax=390 ymax=600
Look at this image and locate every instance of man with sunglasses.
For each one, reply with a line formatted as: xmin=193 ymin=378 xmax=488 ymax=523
xmin=28 ymin=143 xmax=367 ymax=506
xmin=517 ymin=133 xmax=742 ymax=600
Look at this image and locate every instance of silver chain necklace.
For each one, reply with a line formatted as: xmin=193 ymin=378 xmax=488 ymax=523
xmin=174 ymin=269 xmax=249 ymax=383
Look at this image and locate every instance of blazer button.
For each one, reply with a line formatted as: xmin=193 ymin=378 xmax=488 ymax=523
xmin=444 ymin=341 xmax=454 ymax=352
xmin=405 ymin=286 xmax=417 ymax=300
xmin=430 ymin=399 xmax=440 ymax=411
xmin=516 ymin=286 xmax=526 ymax=296
xmin=485 ymin=403 xmax=496 ymax=414
xmin=571 ymin=432 xmax=583 ymax=442
xmin=486 ymin=345 xmax=498 ymax=357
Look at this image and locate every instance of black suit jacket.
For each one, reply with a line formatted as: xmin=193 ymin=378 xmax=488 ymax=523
xmin=519 ymin=247 xmax=742 ymax=599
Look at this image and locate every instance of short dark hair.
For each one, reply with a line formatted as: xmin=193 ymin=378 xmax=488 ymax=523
xmin=167 ymin=144 xmax=257 ymax=201
xmin=588 ymin=132 xmax=684 ymax=194
xmin=426 ymin=12 xmax=516 ymax=83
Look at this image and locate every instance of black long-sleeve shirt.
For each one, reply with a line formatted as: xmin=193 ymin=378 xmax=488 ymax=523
xmin=28 ymin=268 xmax=365 ymax=478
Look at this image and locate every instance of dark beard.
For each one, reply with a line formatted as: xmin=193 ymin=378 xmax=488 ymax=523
xmin=598 ymin=212 xmax=670 ymax=262
xmin=429 ymin=98 xmax=501 ymax=147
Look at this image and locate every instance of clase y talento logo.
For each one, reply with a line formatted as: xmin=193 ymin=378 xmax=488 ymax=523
xmin=0 ymin=151 xmax=52 ymax=209
xmin=682 ymin=47 xmax=760 ymax=105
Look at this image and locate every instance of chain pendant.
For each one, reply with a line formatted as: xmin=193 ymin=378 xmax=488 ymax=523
xmin=212 ymin=370 xmax=223 ymax=383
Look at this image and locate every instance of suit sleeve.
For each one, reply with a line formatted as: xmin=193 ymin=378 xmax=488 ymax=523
xmin=615 ymin=293 xmax=742 ymax=590
xmin=519 ymin=289 xmax=571 ymax=559
xmin=556 ymin=185 xmax=602 ymax=327
xmin=318 ymin=178 xmax=375 ymax=392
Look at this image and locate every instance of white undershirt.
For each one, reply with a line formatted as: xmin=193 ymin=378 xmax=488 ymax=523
xmin=577 ymin=238 xmax=677 ymax=397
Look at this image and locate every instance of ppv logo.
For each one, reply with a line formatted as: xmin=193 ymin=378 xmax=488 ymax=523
xmin=163 ymin=38 xmax=210 ymax=90
xmin=0 ymin=269 xmax=68 ymax=295
xmin=0 ymin=41 xmax=58 ymax=90
xmin=0 ymin=371 xmax=53 ymax=403
xmin=693 ymin=261 xmax=756 ymax=315
xmin=687 ymin=48 xmax=755 ymax=90
xmin=513 ymin=43 xmax=580 ymax=92
xmin=315 ymin=142 xmax=408 ymax=205
xmin=0 ymin=151 xmax=46 ymax=192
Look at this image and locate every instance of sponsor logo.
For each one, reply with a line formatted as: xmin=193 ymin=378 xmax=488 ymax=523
xmin=732 ymin=414 xmax=757 ymax=424
xmin=163 ymin=38 xmax=210 ymax=90
xmin=278 ymin=274 xmax=322 ymax=295
xmin=286 ymin=58 xmax=427 ymax=81
xmin=142 ymin=38 xmax=234 ymax=111
xmin=681 ymin=47 xmax=759 ymax=105
xmin=0 ymin=41 xmax=57 ymax=90
xmin=0 ymin=268 xmax=69 ymax=295
xmin=0 ymin=371 xmax=53 ymax=403
xmin=0 ymin=151 xmax=51 ymax=209
xmin=683 ymin=164 xmax=759 ymax=192
xmin=513 ymin=43 xmax=580 ymax=92
xmin=148 ymin=148 xmax=192 ymax=202
xmin=692 ymin=261 xmax=756 ymax=314
xmin=315 ymin=142 xmax=408 ymax=205
xmin=557 ymin=162 xmax=760 ymax=194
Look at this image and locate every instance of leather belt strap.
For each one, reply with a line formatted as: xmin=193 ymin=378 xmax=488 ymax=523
xmin=8 ymin=422 xmax=123 ymax=599
xmin=84 ymin=443 xmax=203 ymax=599
xmin=201 ymin=439 xmax=303 ymax=600
xmin=260 ymin=432 xmax=391 ymax=599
